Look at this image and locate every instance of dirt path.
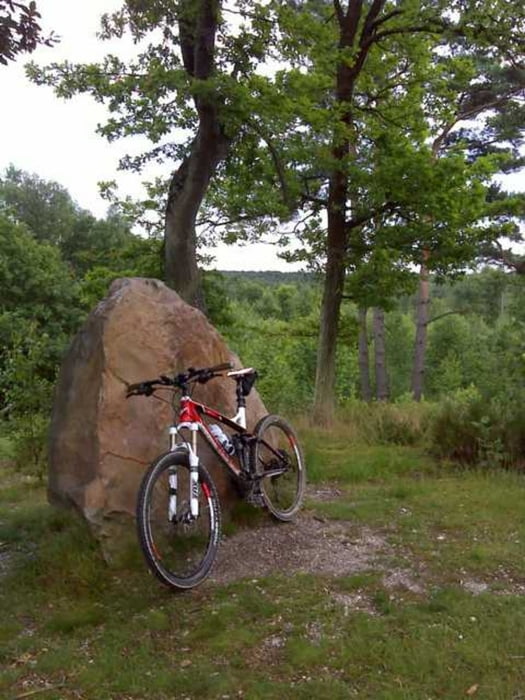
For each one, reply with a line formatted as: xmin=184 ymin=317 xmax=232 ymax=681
xmin=210 ymin=511 xmax=389 ymax=586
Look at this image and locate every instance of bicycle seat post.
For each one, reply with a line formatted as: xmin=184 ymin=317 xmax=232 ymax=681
xmin=231 ymin=378 xmax=246 ymax=429
xmin=235 ymin=379 xmax=246 ymax=410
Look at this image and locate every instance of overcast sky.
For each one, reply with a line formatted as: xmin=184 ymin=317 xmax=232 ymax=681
xmin=1 ymin=2 xmax=523 ymax=270
xmin=0 ymin=0 xmax=297 ymax=271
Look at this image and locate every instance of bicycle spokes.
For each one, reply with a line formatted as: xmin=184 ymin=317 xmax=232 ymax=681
xmin=138 ymin=456 xmax=220 ymax=587
xmin=254 ymin=418 xmax=305 ymax=520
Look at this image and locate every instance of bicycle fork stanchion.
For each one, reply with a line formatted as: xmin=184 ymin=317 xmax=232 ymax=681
xmin=168 ymin=468 xmax=178 ymax=521
xmin=169 ymin=422 xmax=201 ymax=519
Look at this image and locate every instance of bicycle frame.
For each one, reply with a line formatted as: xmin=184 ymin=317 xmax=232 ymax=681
xmin=168 ymin=393 xmax=247 ymax=518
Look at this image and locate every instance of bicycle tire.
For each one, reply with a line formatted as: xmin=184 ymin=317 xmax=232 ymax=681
xmin=136 ymin=449 xmax=221 ymax=590
xmin=253 ymin=415 xmax=306 ymax=521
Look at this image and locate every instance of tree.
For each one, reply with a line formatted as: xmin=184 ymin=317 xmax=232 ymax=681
xmin=0 ymin=0 xmax=56 ymax=64
xmin=0 ymin=165 xmax=79 ymax=245
xmin=409 ymin=51 xmax=525 ymax=400
xmin=269 ymin=1 xmax=524 ymax=418
xmin=204 ymin=0 xmax=438 ymax=421
xmin=204 ymin=1 xmax=522 ymax=420
xmin=29 ymin=0 xmax=524 ymax=422
xmin=0 ymin=166 xmax=137 ymax=274
xmin=357 ymin=307 xmax=372 ymax=401
xmin=372 ymin=306 xmax=388 ymax=400
xmin=28 ymin=0 xmax=275 ymax=309
xmin=0 ymin=213 xmax=82 ymax=381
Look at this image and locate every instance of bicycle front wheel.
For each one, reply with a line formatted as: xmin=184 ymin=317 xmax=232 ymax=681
xmin=136 ymin=450 xmax=221 ymax=590
xmin=254 ymin=415 xmax=306 ymax=521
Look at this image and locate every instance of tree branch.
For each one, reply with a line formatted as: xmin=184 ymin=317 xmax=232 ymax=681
xmin=345 ymin=200 xmax=398 ymax=233
xmin=247 ymin=120 xmax=295 ymax=211
xmin=427 ymin=310 xmax=464 ymax=325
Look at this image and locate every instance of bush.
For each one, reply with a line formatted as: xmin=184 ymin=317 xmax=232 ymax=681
xmin=430 ymin=386 xmax=525 ymax=469
xmin=334 ymin=398 xmax=434 ymax=447
xmin=8 ymin=413 xmax=49 ymax=478
xmin=0 ymin=323 xmax=55 ymax=477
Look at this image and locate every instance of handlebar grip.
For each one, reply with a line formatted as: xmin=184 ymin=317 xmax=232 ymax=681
xmin=126 ymin=382 xmax=143 ymax=395
xmin=126 ymin=380 xmax=156 ymax=397
xmin=208 ymin=362 xmax=233 ymax=373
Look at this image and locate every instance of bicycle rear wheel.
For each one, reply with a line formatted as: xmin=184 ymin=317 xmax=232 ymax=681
xmin=136 ymin=449 xmax=221 ymax=590
xmin=253 ymin=415 xmax=306 ymax=521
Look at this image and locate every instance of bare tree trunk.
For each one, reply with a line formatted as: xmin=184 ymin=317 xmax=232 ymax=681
xmin=164 ymin=0 xmax=229 ymax=310
xmin=373 ymin=307 xmax=389 ymax=400
xmin=411 ymin=251 xmax=430 ymax=401
xmin=358 ymin=307 xmax=372 ymax=401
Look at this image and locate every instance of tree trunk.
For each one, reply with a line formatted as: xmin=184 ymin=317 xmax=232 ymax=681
xmin=165 ymin=123 xmax=229 ymax=309
xmin=411 ymin=251 xmax=430 ymax=401
xmin=373 ymin=307 xmax=389 ymax=400
xmin=164 ymin=0 xmax=229 ymax=310
xmin=358 ymin=306 xmax=372 ymax=401
xmin=312 ymin=0 xmax=387 ymax=424
xmin=313 ymin=170 xmax=347 ymax=425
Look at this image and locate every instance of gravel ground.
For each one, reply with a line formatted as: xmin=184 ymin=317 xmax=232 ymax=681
xmin=210 ymin=511 xmax=388 ymax=586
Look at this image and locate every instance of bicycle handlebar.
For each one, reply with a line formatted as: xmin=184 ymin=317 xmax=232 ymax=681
xmin=126 ymin=362 xmax=234 ymax=398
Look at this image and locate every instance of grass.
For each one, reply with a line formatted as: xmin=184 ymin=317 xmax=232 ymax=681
xmin=1 ymin=430 xmax=525 ymax=699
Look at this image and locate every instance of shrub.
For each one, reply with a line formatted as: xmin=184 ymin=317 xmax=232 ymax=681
xmin=7 ymin=413 xmax=49 ymax=478
xmin=334 ymin=398 xmax=434 ymax=447
xmin=0 ymin=323 xmax=55 ymax=477
xmin=430 ymin=386 xmax=525 ymax=469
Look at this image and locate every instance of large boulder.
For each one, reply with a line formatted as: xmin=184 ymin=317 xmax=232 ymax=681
xmin=48 ymin=277 xmax=267 ymax=559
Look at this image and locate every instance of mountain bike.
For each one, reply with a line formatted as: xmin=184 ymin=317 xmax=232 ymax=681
xmin=126 ymin=362 xmax=306 ymax=590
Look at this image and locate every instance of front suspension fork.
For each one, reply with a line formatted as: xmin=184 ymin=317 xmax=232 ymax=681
xmin=168 ymin=424 xmax=200 ymax=519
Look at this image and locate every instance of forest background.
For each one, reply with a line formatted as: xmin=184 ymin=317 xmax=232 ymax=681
xmin=0 ymin=0 xmax=524 ymax=475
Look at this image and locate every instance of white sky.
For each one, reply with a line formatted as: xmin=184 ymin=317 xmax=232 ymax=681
xmin=0 ymin=0 xmax=297 ymax=271
xmin=1 ymin=2 xmax=523 ymax=270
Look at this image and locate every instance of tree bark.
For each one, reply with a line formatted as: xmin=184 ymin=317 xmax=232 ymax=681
xmin=373 ymin=306 xmax=389 ymax=400
xmin=411 ymin=250 xmax=430 ymax=401
xmin=358 ymin=306 xmax=372 ymax=401
xmin=165 ymin=123 xmax=229 ymax=309
xmin=313 ymin=163 xmax=347 ymax=425
xmin=164 ymin=0 xmax=229 ymax=310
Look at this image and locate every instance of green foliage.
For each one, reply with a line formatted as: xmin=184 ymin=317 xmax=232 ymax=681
xmin=1 ymin=161 xmax=524 ymax=473
xmin=0 ymin=166 xmax=139 ymax=274
xmin=0 ymin=323 xmax=56 ymax=477
xmin=77 ymin=236 xmax=163 ymax=310
xmin=430 ymin=386 xmax=525 ymax=469
xmin=201 ymin=271 xmax=235 ymax=330
xmin=0 ymin=213 xmax=81 ymax=335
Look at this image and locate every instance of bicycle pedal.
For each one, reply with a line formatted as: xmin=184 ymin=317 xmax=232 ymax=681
xmin=245 ymin=487 xmax=265 ymax=508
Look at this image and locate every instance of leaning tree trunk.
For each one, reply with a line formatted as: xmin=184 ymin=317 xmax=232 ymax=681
xmin=373 ymin=307 xmax=389 ymax=401
xmin=164 ymin=0 xmax=229 ymax=310
xmin=411 ymin=250 xmax=430 ymax=401
xmin=165 ymin=122 xmax=229 ymax=310
xmin=358 ymin=307 xmax=372 ymax=401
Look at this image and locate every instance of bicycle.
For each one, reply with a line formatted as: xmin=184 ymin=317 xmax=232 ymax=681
xmin=126 ymin=362 xmax=306 ymax=590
